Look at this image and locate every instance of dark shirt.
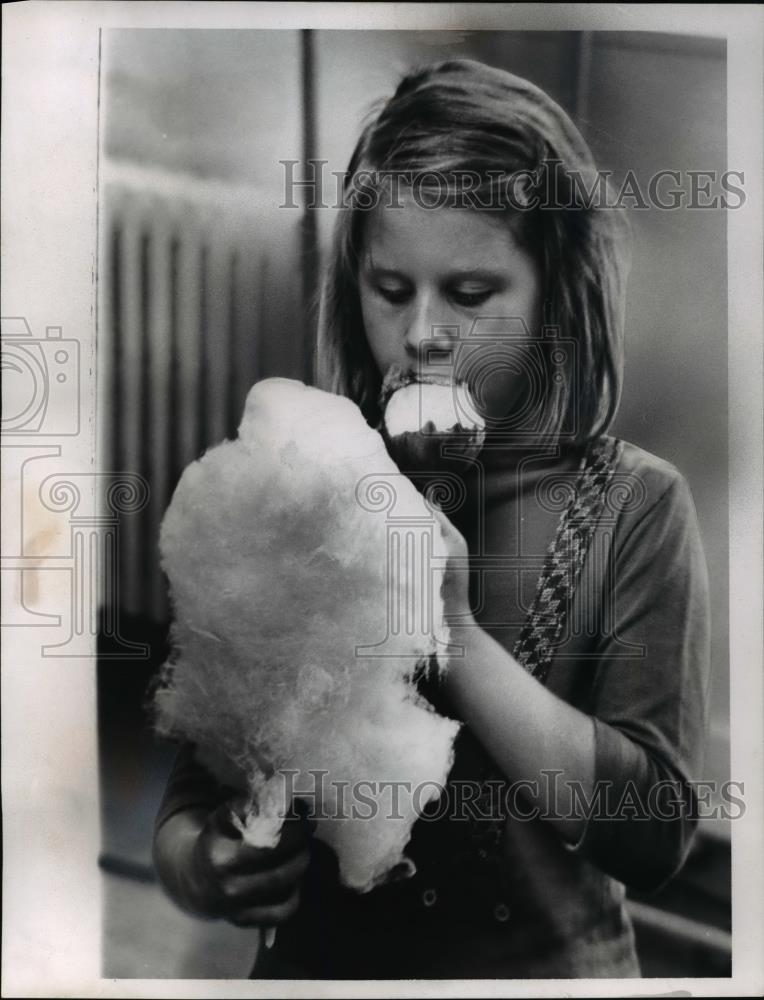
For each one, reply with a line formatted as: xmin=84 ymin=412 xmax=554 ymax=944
xmin=155 ymin=439 xmax=711 ymax=979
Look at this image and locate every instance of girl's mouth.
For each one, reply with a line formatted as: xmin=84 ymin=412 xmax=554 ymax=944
xmin=377 ymin=365 xmax=486 ymax=476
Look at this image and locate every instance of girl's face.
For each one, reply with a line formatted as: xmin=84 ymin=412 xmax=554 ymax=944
xmin=359 ymin=197 xmax=543 ymax=424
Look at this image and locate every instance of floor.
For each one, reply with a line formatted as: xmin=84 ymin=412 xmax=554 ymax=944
xmin=101 ymin=868 xmax=259 ymax=979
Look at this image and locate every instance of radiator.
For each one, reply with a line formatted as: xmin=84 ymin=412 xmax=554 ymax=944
xmin=98 ymin=162 xmax=303 ymax=624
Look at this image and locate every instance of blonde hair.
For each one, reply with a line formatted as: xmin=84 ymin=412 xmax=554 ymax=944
xmin=316 ymin=59 xmax=630 ymax=443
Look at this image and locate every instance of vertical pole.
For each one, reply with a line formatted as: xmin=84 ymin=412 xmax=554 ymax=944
xmin=300 ymin=28 xmax=319 ymax=386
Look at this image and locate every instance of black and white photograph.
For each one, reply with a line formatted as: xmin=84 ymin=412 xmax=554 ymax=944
xmin=2 ymin=3 xmax=763 ymax=996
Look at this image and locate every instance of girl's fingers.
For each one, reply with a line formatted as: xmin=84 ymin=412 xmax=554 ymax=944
xmin=228 ymin=887 xmax=302 ymax=927
xmin=221 ymin=849 xmax=311 ymax=904
xmin=204 ymin=803 xmax=311 ymax=875
xmin=207 ymin=796 xmax=251 ymax=840
xmin=229 ymin=817 xmax=312 ymax=871
xmin=431 ymin=504 xmax=467 ymax=554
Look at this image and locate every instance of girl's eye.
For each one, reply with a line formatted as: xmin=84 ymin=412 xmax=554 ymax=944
xmin=375 ymin=284 xmax=412 ymax=305
xmin=450 ymin=287 xmax=494 ymax=308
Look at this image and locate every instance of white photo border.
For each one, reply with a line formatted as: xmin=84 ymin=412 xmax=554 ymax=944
xmin=2 ymin=3 xmax=762 ymax=997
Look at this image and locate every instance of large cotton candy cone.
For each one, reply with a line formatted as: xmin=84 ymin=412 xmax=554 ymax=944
xmin=154 ymin=378 xmax=460 ymax=892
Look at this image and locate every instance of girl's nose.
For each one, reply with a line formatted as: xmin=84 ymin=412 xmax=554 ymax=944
xmin=403 ymin=295 xmax=455 ymax=367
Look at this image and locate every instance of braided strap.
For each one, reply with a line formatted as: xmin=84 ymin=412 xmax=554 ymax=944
xmin=514 ymin=434 xmax=622 ymax=683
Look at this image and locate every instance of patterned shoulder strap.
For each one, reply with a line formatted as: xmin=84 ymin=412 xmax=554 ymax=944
xmin=512 ymin=434 xmax=623 ymax=684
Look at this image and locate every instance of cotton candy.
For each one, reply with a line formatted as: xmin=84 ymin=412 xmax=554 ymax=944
xmin=379 ymin=366 xmax=486 ymax=475
xmin=154 ymin=378 xmax=460 ymax=892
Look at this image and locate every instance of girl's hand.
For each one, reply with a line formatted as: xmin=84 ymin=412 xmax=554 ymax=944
xmin=188 ymin=795 xmax=312 ymax=927
xmin=431 ymin=505 xmax=474 ymax=627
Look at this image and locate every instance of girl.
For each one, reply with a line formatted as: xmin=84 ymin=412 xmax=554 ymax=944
xmin=153 ymin=59 xmax=710 ymax=979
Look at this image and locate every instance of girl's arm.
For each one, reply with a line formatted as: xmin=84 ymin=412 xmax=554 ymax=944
xmin=435 ymin=467 xmax=711 ymax=891
xmin=443 ymin=621 xmax=597 ymax=845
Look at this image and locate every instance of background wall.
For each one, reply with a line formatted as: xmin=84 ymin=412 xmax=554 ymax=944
xmin=97 ymin=28 xmax=730 ymax=978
